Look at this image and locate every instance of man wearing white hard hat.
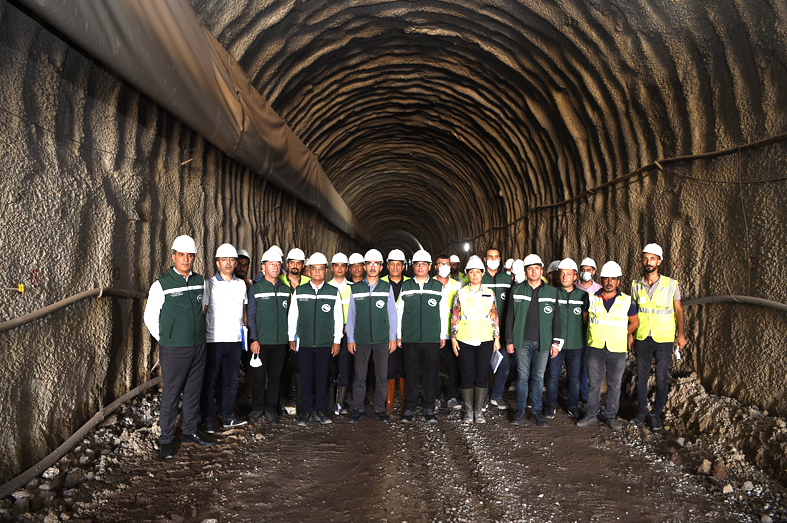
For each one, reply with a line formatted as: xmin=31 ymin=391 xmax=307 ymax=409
xmin=381 ymin=249 xmax=411 ymax=414
xmin=287 ymin=253 xmax=343 ymax=426
xmin=328 ymin=253 xmax=353 ymax=415
xmin=575 ymin=257 xmax=601 ymax=404
xmin=631 ymin=243 xmax=686 ymax=432
xmin=200 ymin=243 xmax=249 ymax=431
xmin=246 ymin=248 xmax=290 ymax=426
xmin=545 ymin=259 xmax=586 ymax=421
xmin=546 ymin=260 xmax=561 ymax=287
xmin=235 ymin=249 xmax=253 ymax=287
xmin=506 ymin=254 xmax=562 ymax=428
xmin=576 ymin=261 xmax=638 ymax=431
xmin=504 ymin=258 xmax=515 ymax=277
xmin=348 ymin=252 xmax=366 ymax=284
xmin=449 ymin=254 xmax=465 ymax=283
xmin=396 ymin=249 xmax=448 ymax=422
xmin=450 ymin=255 xmax=501 ymax=423
xmin=143 ymin=235 xmax=213 ymax=459
xmin=346 ymin=249 xmax=398 ymax=423
xmin=434 ymin=254 xmax=464 ymax=411
xmin=280 ymin=248 xmax=310 ymax=293
xmin=483 ymin=247 xmax=514 ymax=411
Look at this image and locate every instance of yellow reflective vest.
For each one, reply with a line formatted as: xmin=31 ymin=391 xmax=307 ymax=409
xmin=454 ymin=285 xmax=496 ymax=343
xmin=631 ymin=276 xmax=677 ymax=343
xmin=441 ymin=278 xmax=462 ymax=333
xmin=328 ymin=278 xmax=353 ymax=323
xmin=587 ymin=293 xmax=632 ymax=353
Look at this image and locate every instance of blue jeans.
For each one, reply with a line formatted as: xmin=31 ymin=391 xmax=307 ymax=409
xmin=545 ymin=348 xmax=582 ymax=408
xmin=579 ymin=341 xmax=589 ymax=402
xmin=515 ymin=341 xmax=549 ymax=412
xmin=200 ymin=342 xmax=242 ymax=423
xmin=491 ymin=351 xmax=516 ymax=399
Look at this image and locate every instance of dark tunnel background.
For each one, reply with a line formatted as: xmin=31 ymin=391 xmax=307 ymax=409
xmin=1 ymin=0 xmax=786 ymax=482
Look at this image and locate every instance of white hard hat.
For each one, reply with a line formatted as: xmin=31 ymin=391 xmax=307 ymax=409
xmin=261 ymin=248 xmax=282 ymax=263
xmin=271 ymin=245 xmax=284 ymax=257
xmin=331 ymin=253 xmax=349 ymax=265
xmin=215 ymin=243 xmax=238 ymax=258
xmin=558 ymin=258 xmax=578 ymax=271
xmin=599 ymin=261 xmax=623 ymax=278
xmin=547 ymin=260 xmax=561 ymax=273
xmin=465 ymin=255 xmax=485 ymax=272
xmin=309 ymin=252 xmax=328 ymax=266
xmin=579 ymin=257 xmax=597 ymax=269
xmin=171 ymin=235 xmax=197 ymax=254
xmin=504 ymin=258 xmax=514 ymax=269
xmin=387 ymin=249 xmax=406 ymax=262
xmin=412 ymin=249 xmax=432 ymax=263
xmin=364 ymin=249 xmax=384 ymax=262
xmin=237 ymin=249 xmax=251 ymax=260
xmin=286 ymin=248 xmax=306 ymax=261
xmin=522 ymin=254 xmax=544 ymax=268
xmin=642 ymin=243 xmax=663 ymax=259
xmin=449 ymin=254 xmax=460 ymax=263
xmin=348 ymin=253 xmax=365 ymax=265
xmin=304 ymin=257 xmax=311 ymax=266
xmin=512 ymin=259 xmax=525 ymax=274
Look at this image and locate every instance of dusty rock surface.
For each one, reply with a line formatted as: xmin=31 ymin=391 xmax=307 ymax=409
xmin=2 ymin=373 xmax=786 ymax=522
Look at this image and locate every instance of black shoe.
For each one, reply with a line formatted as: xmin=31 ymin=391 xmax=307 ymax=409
xmin=349 ymin=409 xmax=364 ymax=423
xmin=568 ymin=406 xmax=581 ymax=420
xmin=199 ymin=419 xmax=215 ymax=434
xmin=376 ymin=412 xmax=390 ymax=423
xmin=297 ymin=414 xmax=309 ymax=426
xmin=265 ymin=411 xmax=280 ymax=426
xmin=182 ymin=433 xmax=214 ymax=447
xmin=544 ymin=404 xmax=557 ymax=419
xmin=511 ymin=408 xmax=527 ymax=426
xmin=401 ymin=410 xmax=415 ymax=423
xmin=248 ymin=410 xmax=264 ymax=423
xmin=424 ymin=411 xmax=437 ymax=423
xmin=576 ymin=415 xmax=598 ymax=427
xmin=651 ymin=415 xmax=663 ymax=432
xmin=531 ymin=411 xmax=549 ymax=428
xmin=606 ymin=418 xmax=622 ymax=431
xmin=316 ymin=411 xmax=332 ymax=425
xmin=159 ymin=443 xmax=174 ymax=459
xmin=222 ymin=414 xmax=248 ymax=428
xmin=632 ymin=412 xmax=647 ymax=426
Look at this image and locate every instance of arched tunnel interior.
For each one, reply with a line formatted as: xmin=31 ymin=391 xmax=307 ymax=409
xmin=1 ymin=0 xmax=787 ymax=512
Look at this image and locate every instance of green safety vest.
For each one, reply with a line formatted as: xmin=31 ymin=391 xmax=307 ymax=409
xmin=400 ymin=277 xmax=444 ymax=343
xmin=556 ymin=286 xmax=586 ymax=350
xmin=632 ymin=276 xmax=677 ymax=343
xmin=328 ymin=278 xmax=353 ymax=322
xmin=293 ymin=283 xmax=340 ymax=347
xmin=250 ymin=277 xmax=289 ymax=345
xmin=481 ymin=271 xmax=512 ymax=321
xmin=454 ymin=285 xmax=496 ymax=343
xmin=510 ymin=283 xmax=559 ymax=352
xmin=157 ymin=269 xmax=206 ymax=347
xmin=587 ymin=293 xmax=632 ymax=353
xmin=350 ymin=280 xmax=392 ymax=345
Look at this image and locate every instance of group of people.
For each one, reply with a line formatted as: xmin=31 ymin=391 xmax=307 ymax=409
xmin=143 ymin=235 xmax=686 ymax=459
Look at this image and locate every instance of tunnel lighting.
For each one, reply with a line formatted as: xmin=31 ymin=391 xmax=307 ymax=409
xmin=463 ymin=242 xmax=470 ymax=252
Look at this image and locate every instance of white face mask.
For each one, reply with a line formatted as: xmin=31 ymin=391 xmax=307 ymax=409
xmin=437 ymin=265 xmax=451 ymax=278
xmin=513 ymin=271 xmax=526 ymax=284
xmin=580 ymin=271 xmax=592 ymax=282
xmin=486 ymin=259 xmax=500 ymax=271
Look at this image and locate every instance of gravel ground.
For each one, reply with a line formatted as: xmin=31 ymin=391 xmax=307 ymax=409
xmin=2 ymin=374 xmax=785 ymax=523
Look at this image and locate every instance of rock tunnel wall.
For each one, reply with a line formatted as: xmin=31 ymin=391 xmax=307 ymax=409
xmin=0 ymin=1 xmax=358 ymax=482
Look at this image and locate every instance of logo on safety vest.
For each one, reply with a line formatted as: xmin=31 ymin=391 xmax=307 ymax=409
xmin=428 ymin=298 xmax=438 ymax=307
xmin=321 ymin=304 xmax=331 ymax=312
xmin=501 ymin=292 xmax=506 ymax=300
xmin=283 ymin=301 xmax=288 ymax=308
xmin=197 ymin=294 xmax=203 ymax=303
xmin=375 ymin=300 xmax=385 ymax=309
xmin=544 ymin=305 xmax=553 ymax=314
xmin=573 ymin=306 xmax=581 ymax=315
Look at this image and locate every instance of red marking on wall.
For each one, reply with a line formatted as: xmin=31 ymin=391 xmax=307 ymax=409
xmin=113 ymin=266 xmax=121 ymax=281
xmin=30 ymin=269 xmax=43 ymax=288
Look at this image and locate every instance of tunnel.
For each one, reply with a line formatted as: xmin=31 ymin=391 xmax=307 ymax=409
xmin=1 ymin=0 xmax=787 ymax=519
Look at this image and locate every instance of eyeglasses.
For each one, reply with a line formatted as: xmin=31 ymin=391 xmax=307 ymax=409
xmin=365 ymin=262 xmax=381 ymax=267
xmin=311 ymin=266 xmax=327 ymax=271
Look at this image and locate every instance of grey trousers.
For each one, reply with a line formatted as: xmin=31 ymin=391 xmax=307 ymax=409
xmin=159 ymin=343 xmax=206 ymax=444
xmin=352 ymin=342 xmax=390 ymax=413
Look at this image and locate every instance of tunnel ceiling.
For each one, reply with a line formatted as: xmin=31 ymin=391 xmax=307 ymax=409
xmin=190 ymin=0 xmax=786 ymax=253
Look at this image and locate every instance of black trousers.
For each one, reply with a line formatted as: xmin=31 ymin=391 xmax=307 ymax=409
xmin=402 ymin=342 xmax=440 ymax=413
xmin=435 ymin=342 xmax=461 ymax=401
xmin=336 ymin=335 xmax=353 ymax=388
xmin=250 ymin=343 xmax=288 ymax=413
xmin=457 ymin=340 xmax=494 ymax=389
xmin=159 ymin=343 xmax=206 ymax=444
xmin=636 ymin=337 xmax=673 ymax=417
xmin=298 ymin=346 xmax=333 ymax=414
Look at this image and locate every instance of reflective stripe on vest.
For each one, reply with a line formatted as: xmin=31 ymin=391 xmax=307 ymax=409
xmin=587 ymin=293 xmax=631 ymax=353
xmin=632 ymin=277 xmax=676 ymax=343
xmin=455 ymin=286 xmax=495 ymax=343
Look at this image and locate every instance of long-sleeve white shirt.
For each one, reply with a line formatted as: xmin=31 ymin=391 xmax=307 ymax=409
xmin=396 ymin=278 xmax=449 ymax=340
xmin=287 ymin=280 xmax=344 ymax=344
xmin=143 ymin=269 xmax=206 ymax=341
